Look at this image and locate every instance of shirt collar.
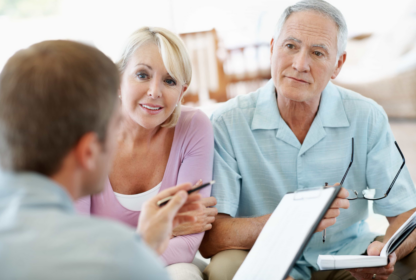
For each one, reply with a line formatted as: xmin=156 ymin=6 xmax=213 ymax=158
xmin=318 ymin=81 xmax=350 ymax=128
xmin=251 ymin=79 xmax=281 ymax=130
xmin=251 ymin=80 xmax=349 ymax=130
xmin=0 ymin=171 xmax=75 ymax=213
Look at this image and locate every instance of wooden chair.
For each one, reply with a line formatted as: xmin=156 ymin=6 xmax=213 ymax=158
xmin=180 ymin=29 xmax=228 ymax=104
xmin=180 ymin=29 xmax=272 ymax=104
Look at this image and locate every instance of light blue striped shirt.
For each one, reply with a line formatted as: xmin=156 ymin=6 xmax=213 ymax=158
xmin=0 ymin=172 xmax=170 ymax=280
xmin=211 ymin=79 xmax=416 ymax=279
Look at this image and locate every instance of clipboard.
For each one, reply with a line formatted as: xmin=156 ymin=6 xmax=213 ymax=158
xmin=233 ymin=185 xmax=341 ymax=280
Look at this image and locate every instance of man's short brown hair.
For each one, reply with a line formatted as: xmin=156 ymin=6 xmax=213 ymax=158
xmin=0 ymin=40 xmax=119 ymax=176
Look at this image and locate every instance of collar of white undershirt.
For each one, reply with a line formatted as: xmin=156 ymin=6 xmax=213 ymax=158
xmin=114 ymin=182 xmax=162 ymax=211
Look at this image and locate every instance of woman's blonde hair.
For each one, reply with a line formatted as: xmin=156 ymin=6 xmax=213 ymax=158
xmin=117 ymin=27 xmax=192 ymax=128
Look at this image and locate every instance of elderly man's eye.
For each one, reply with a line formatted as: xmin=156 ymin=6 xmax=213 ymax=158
xmin=286 ymin=44 xmax=295 ymax=49
xmin=314 ymin=51 xmax=324 ymax=57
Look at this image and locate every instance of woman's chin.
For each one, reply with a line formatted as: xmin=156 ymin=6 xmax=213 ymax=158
xmin=135 ymin=117 xmax=168 ymax=130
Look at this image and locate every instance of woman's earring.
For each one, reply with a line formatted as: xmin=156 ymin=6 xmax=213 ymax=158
xmin=175 ymin=103 xmax=178 ymax=107
xmin=118 ymin=95 xmax=121 ymax=99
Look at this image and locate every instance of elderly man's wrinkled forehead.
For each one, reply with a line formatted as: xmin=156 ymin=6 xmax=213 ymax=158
xmin=278 ymin=11 xmax=339 ymax=55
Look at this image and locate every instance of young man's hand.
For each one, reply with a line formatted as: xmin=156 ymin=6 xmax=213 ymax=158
xmin=138 ymin=183 xmax=203 ymax=254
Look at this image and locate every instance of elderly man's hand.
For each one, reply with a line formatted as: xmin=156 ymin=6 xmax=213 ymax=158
xmin=315 ymin=184 xmax=350 ymax=232
xmin=172 ymin=196 xmax=218 ymax=237
xmin=347 ymin=241 xmax=396 ymax=280
xmin=138 ymin=183 xmax=204 ymax=255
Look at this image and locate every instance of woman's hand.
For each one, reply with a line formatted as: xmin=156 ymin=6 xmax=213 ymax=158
xmin=138 ymin=183 xmax=203 ymax=255
xmin=172 ymin=196 xmax=218 ymax=237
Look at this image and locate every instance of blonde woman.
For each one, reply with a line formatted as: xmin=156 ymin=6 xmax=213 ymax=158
xmin=76 ymin=27 xmax=217 ymax=279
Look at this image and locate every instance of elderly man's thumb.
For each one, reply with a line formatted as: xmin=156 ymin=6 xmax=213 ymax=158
xmin=367 ymin=241 xmax=385 ymax=256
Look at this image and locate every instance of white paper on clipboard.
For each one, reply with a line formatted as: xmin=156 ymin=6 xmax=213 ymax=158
xmin=233 ymin=186 xmax=340 ymax=280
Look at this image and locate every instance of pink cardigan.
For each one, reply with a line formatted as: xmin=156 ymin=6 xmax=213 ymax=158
xmin=75 ymin=106 xmax=214 ymax=265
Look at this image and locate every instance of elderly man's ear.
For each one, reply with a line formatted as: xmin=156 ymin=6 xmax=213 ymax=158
xmin=331 ymin=52 xmax=347 ymax=80
xmin=270 ymin=38 xmax=275 ymax=55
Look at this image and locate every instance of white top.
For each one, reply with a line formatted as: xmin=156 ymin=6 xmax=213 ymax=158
xmin=114 ymin=182 xmax=162 ymax=211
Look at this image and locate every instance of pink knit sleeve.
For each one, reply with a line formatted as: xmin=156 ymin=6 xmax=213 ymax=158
xmin=74 ymin=196 xmax=92 ymax=216
xmin=161 ymin=110 xmax=214 ymax=265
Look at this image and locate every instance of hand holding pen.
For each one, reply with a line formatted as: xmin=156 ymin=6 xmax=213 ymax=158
xmin=320 ymin=138 xmax=353 ymax=241
xmin=138 ymin=182 xmax=204 ymax=254
xmin=315 ymin=183 xmax=350 ymax=236
xmin=323 ymin=183 xmax=328 ymax=243
xmin=157 ymin=180 xmax=215 ymax=207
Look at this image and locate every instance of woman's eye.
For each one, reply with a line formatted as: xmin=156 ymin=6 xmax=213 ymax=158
xmin=165 ymin=79 xmax=177 ymax=86
xmin=136 ymin=73 xmax=148 ymax=79
xmin=314 ymin=51 xmax=323 ymax=57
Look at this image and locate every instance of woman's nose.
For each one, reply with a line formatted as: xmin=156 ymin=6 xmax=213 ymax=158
xmin=147 ymin=80 xmax=162 ymax=99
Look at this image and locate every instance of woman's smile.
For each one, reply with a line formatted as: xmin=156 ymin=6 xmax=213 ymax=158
xmin=139 ymin=103 xmax=164 ymax=115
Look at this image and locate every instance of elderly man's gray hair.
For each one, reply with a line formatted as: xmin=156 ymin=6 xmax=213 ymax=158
xmin=273 ymin=0 xmax=348 ymax=59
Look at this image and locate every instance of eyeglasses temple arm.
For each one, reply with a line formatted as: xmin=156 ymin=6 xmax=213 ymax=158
xmin=340 ymin=137 xmax=354 ymax=186
xmin=385 ymin=141 xmax=405 ymax=196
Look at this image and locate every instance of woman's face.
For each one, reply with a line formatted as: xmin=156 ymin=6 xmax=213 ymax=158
xmin=120 ymin=43 xmax=186 ymax=130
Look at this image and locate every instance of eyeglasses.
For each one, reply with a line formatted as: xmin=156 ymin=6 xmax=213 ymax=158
xmin=341 ymin=138 xmax=405 ymax=201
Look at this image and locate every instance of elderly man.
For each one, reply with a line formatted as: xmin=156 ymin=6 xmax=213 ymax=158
xmin=200 ymin=1 xmax=416 ymax=280
xmin=0 ymin=40 xmax=203 ymax=279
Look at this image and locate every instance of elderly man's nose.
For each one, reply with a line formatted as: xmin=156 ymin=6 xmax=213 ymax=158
xmin=292 ymin=52 xmax=310 ymax=72
xmin=148 ymin=81 xmax=162 ymax=98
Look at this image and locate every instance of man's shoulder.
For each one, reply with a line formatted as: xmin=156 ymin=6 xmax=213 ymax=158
xmin=211 ymin=88 xmax=262 ymax=122
xmin=0 ymin=209 xmax=168 ymax=279
xmin=333 ymin=83 xmax=388 ymax=119
xmin=64 ymin=214 xmax=146 ymax=253
xmin=69 ymin=214 xmax=135 ymax=236
xmin=64 ymin=216 xmax=168 ymax=278
xmin=27 ymin=210 xmax=147 ymax=258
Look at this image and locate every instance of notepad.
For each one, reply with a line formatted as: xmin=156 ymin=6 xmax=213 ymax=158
xmin=233 ymin=186 xmax=341 ymax=280
xmin=318 ymin=211 xmax=416 ymax=270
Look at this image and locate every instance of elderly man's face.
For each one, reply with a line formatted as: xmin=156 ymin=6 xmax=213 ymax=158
xmin=271 ymin=11 xmax=345 ymax=103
